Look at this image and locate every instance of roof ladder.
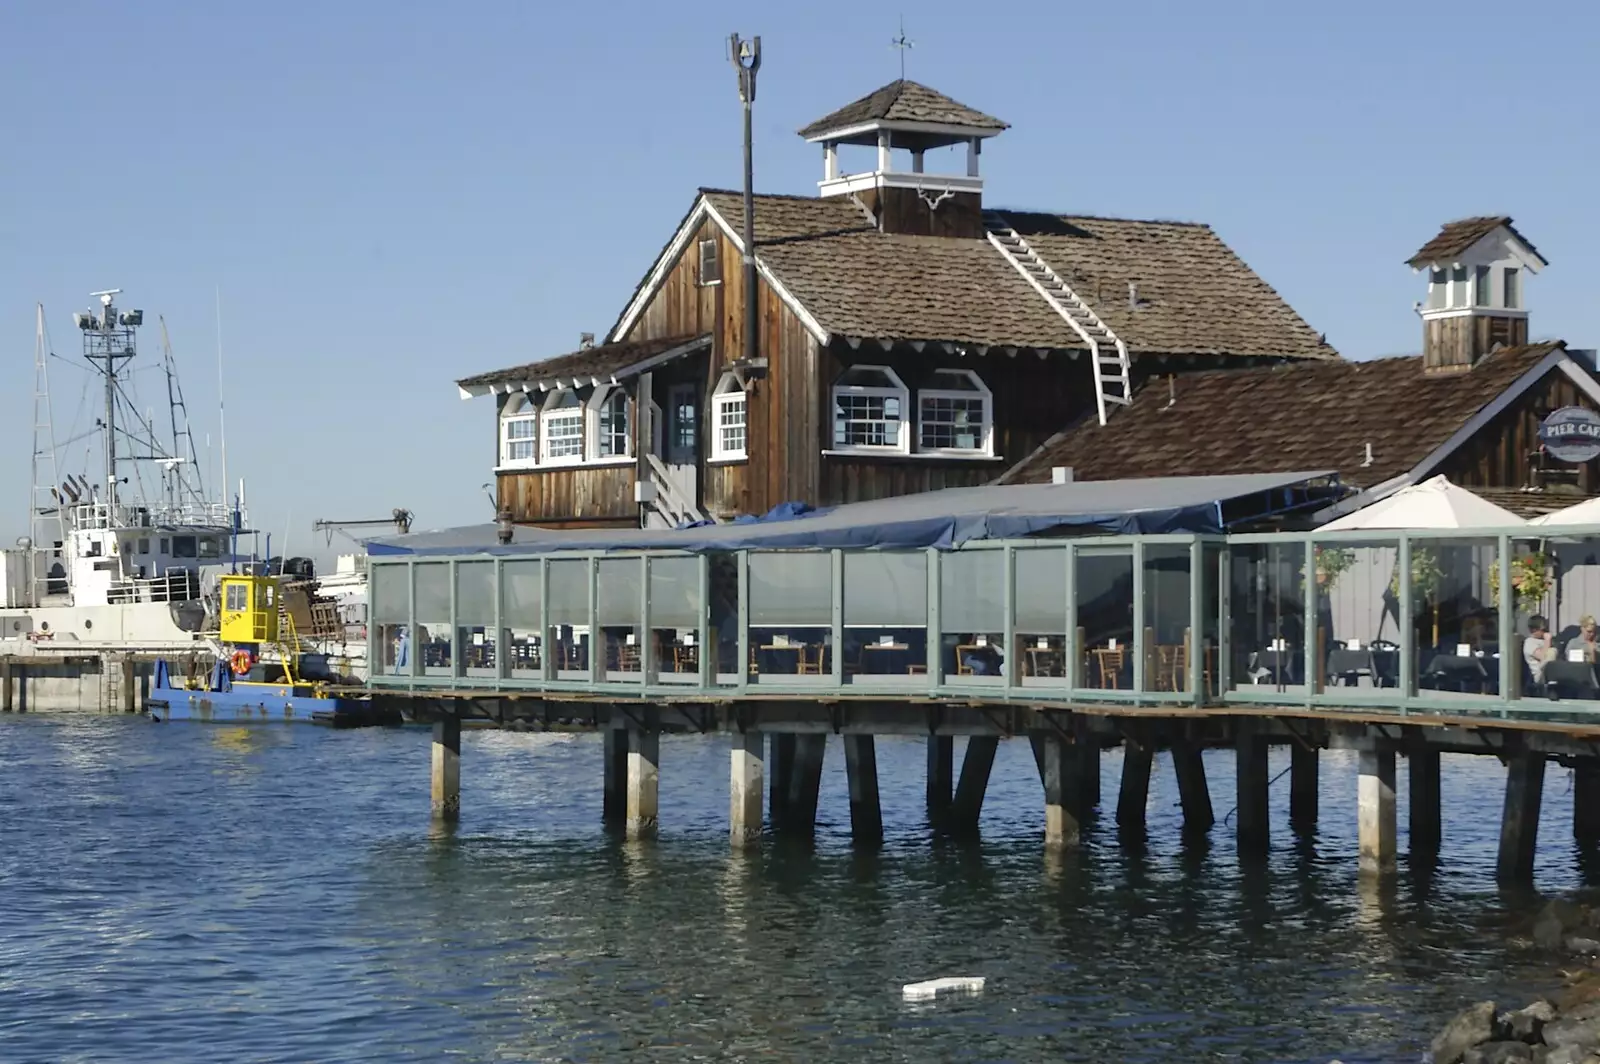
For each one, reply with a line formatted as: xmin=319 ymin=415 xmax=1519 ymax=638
xmin=983 ymin=212 xmax=1131 ymax=425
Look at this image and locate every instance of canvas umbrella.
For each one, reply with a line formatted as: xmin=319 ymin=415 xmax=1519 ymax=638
xmin=1320 ymin=475 xmax=1525 ymax=531
xmin=1531 ymin=496 xmax=1600 ymax=527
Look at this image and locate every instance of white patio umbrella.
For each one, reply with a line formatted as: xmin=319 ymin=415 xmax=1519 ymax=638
xmin=1320 ymin=475 xmax=1525 ymax=531
xmin=1531 ymin=496 xmax=1600 ymax=526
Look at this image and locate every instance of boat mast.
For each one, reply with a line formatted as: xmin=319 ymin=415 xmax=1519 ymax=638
xmin=76 ymin=289 xmax=141 ymax=513
xmin=29 ymin=304 xmax=65 ymax=585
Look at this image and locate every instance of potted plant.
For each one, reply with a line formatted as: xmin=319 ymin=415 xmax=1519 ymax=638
xmin=1389 ymin=547 xmax=1446 ymax=646
xmin=1488 ymin=550 xmax=1551 ymax=615
xmin=1313 ymin=546 xmax=1357 ymax=590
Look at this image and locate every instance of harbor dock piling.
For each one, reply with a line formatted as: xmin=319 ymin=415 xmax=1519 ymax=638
xmin=1498 ymin=750 xmax=1546 ymax=882
xmin=1 ymin=661 xmax=11 ymax=712
xmin=1032 ymin=734 xmax=1079 ymax=848
xmin=926 ymin=735 xmax=953 ymax=826
xmin=784 ymin=733 xmax=826 ymax=837
xmin=1575 ymin=762 xmax=1600 ymax=844
xmin=950 ymin=736 xmax=999 ymax=834
xmin=1289 ymin=744 xmax=1318 ymax=829
xmin=1172 ymin=741 xmax=1214 ymax=832
xmin=769 ymin=733 xmax=796 ymax=832
xmin=729 ymin=729 xmax=763 ymax=847
xmin=843 ymin=735 xmax=882 ymax=846
xmin=1235 ymin=722 xmax=1270 ymax=856
xmin=431 ymin=715 xmax=461 ymax=821
xmin=1117 ymin=738 xmax=1154 ymax=831
xmin=1409 ymin=746 xmax=1443 ymax=855
xmin=1357 ymin=745 xmax=1398 ymax=876
xmin=625 ymin=726 xmax=660 ymax=840
xmin=603 ymin=726 xmax=627 ymax=826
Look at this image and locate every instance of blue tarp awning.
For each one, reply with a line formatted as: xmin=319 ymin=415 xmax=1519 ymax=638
xmin=368 ymin=471 xmax=1337 ymax=557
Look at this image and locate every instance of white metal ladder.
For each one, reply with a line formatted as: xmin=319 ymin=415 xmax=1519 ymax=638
xmin=984 ymin=213 xmax=1131 ymax=425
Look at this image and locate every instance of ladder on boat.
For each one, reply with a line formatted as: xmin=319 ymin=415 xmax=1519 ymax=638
xmin=984 ymin=212 xmax=1131 ymax=426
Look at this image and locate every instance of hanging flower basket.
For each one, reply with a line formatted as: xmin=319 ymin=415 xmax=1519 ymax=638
xmin=1313 ymin=546 xmax=1357 ymax=590
xmin=1488 ymin=550 xmax=1551 ymax=614
xmin=1387 ymin=546 xmax=1444 ymax=601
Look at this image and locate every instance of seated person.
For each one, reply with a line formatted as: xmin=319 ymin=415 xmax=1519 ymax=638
xmin=1570 ymin=615 xmax=1600 ymax=664
xmin=1524 ymin=615 xmax=1554 ymax=685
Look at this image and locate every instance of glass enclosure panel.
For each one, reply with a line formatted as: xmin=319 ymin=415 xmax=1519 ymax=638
xmin=1141 ymin=545 xmax=1191 ymax=694
xmin=597 ymin=558 xmax=642 ymax=681
xmin=749 ymin=552 xmax=833 ymax=683
xmin=1228 ymin=543 xmax=1306 ymax=694
xmin=1077 ymin=549 xmax=1134 ymax=690
xmin=1411 ymin=538 xmax=1498 ymax=699
xmin=547 ymin=558 xmax=590 ymax=679
xmin=650 ymin=556 xmax=702 ymax=684
xmin=844 ymin=552 xmax=928 ymax=683
xmin=414 ymin=563 xmax=452 ymax=677
xmin=1537 ymin=536 xmax=1597 ymax=703
xmin=709 ymin=554 xmax=740 ymax=685
xmin=455 ymin=561 xmax=496 ymax=678
xmin=1313 ymin=542 xmax=1401 ymax=694
xmin=1202 ymin=544 xmax=1222 ymax=699
xmin=501 ymin=560 xmax=542 ymax=679
xmin=370 ymin=563 xmax=409 ymax=677
xmin=941 ymin=550 xmax=1005 ymax=685
xmin=1015 ymin=548 xmax=1068 ymax=687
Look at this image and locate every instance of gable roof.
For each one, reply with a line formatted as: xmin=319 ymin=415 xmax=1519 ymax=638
xmin=1408 ymin=215 xmax=1548 ymax=268
xmin=798 ymin=80 xmax=1008 ymax=139
xmin=456 ymin=335 xmax=708 ymax=396
xmin=1001 ymin=342 xmax=1570 ymax=489
xmin=659 ymin=191 xmax=1335 ymax=359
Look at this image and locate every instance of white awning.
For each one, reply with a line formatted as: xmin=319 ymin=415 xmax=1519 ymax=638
xmin=1319 ymin=475 xmax=1525 ymax=531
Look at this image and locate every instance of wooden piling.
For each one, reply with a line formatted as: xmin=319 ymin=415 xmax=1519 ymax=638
xmin=926 ymin=735 xmax=953 ymax=826
xmin=1 ymin=660 xmax=11 ymax=713
xmin=729 ymin=730 xmax=763 ymax=848
xmin=1235 ymin=724 xmax=1269 ymax=855
xmin=785 ymin=734 xmax=827 ymax=836
xmin=950 ymin=736 xmax=999 ymax=834
xmin=1575 ymin=761 xmax=1600 ymax=844
xmin=431 ymin=714 xmax=461 ymax=821
xmin=625 ymin=727 xmax=660 ymax=841
xmin=769 ymin=733 xmax=796 ymax=831
xmin=1117 ymin=742 xmax=1153 ymax=830
xmin=1408 ymin=747 xmax=1442 ymax=855
xmin=602 ymin=726 xmax=627 ymax=826
xmin=1358 ymin=747 xmax=1397 ymax=876
xmin=1289 ymin=745 xmax=1318 ymax=830
xmin=842 ymin=735 xmax=882 ymax=846
xmin=1078 ymin=739 xmax=1102 ymax=810
xmin=1172 ymin=741 xmax=1214 ymax=832
xmin=1032 ymin=734 xmax=1080 ymax=848
xmin=121 ymin=657 xmax=136 ymax=713
xmin=1498 ymin=751 xmax=1545 ymax=884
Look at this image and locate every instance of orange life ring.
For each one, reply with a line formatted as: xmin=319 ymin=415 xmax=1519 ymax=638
xmin=230 ymin=650 xmax=254 ymax=676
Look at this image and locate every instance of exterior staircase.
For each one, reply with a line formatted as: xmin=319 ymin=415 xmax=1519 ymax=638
xmin=984 ymin=212 xmax=1132 ymax=425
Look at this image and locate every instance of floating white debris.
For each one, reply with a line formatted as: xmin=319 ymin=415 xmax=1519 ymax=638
xmin=901 ymin=976 xmax=986 ymax=1000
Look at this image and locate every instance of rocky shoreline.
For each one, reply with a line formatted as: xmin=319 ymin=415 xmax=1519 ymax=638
xmin=1429 ymin=900 xmax=1600 ymax=1064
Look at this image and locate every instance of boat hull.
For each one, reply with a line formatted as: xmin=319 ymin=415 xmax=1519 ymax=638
xmin=148 ymin=659 xmax=396 ymax=727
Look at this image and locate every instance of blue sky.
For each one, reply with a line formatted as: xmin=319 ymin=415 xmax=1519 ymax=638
xmin=2 ymin=1 xmax=1596 ymax=554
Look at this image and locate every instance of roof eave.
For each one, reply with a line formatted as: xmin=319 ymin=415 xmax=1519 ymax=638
xmin=454 ymin=335 xmax=713 ymax=400
xmin=800 ymin=118 xmax=1009 ymax=144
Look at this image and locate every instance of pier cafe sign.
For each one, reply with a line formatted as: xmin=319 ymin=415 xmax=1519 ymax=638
xmin=1541 ymin=406 xmax=1600 ymax=463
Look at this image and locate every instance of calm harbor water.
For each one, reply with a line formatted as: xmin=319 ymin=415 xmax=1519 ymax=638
xmin=0 ymin=716 xmax=1591 ymax=1062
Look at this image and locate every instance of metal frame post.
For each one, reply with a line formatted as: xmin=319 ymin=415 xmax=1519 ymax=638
xmin=1002 ymin=544 xmax=1017 ymax=693
xmin=588 ymin=555 xmax=601 ymax=686
xmin=1498 ymin=532 xmax=1516 ymax=701
xmin=1302 ymin=536 xmax=1316 ymax=698
xmin=1398 ymin=535 xmax=1414 ymax=701
xmin=927 ymin=548 xmax=943 ymax=693
xmin=1189 ymin=538 xmax=1204 ymax=704
xmin=640 ymin=555 xmax=653 ymax=685
xmin=1132 ymin=540 xmax=1146 ymax=694
xmin=736 ymin=551 xmax=750 ymax=693
xmin=698 ymin=553 xmax=713 ymax=688
xmin=1064 ymin=542 xmax=1077 ymax=692
xmin=493 ymin=557 xmax=505 ymax=682
xmin=538 ymin=557 xmax=550 ymax=683
xmin=831 ymin=549 xmax=844 ymax=685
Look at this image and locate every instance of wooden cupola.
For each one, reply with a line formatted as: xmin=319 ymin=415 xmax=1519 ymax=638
xmin=1408 ymin=216 xmax=1547 ymax=372
xmin=798 ymin=79 xmax=1008 ymax=239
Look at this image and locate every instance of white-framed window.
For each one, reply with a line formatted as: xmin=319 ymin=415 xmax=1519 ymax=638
xmin=540 ymin=389 xmax=585 ymax=465
xmin=917 ymin=369 xmax=993 ymax=456
xmin=698 ymin=238 xmax=721 ymax=286
xmin=500 ymin=393 xmax=538 ymax=466
xmin=830 ymin=365 xmax=909 ymax=453
xmin=710 ymin=373 xmax=747 ymax=461
xmin=1504 ymin=266 xmax=1520 ymax=309
xmin=1427 ymin=268 xmax=1447 ymax=310
xmin=586 ymin=386 xmax=631 ymax=459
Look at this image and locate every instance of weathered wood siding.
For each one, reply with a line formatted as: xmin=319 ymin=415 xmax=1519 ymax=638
xmin=498 ymin=465 xmax=638 ymax=527
xmin=858 ymin=187 xmax=984 ymax=239
xmin=816 ymin=343 xmax=1101 ymax=506
xmin=619 ymin=217 xmax=821 ymax=518
xmin=1436 ymin=367 xmax=1600 ymax=492
xmin=1424 ymin=314 xmax=1528 ymax=372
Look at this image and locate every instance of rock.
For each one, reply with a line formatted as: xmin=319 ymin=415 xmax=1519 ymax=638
xmin=1572 ymin=939 xmax=1600 ymax=957
xmin=1502 ymin=1001 xmax=1558 ymax=1043
xmin=1539 ymin=901 xmax=1591 ymax=949
xmin=1435 ymin=1003 xmax=1501 ymax=1064
xmin=1465 ymin=1043 xmax=1535 ymax=1064
xmin=1533 ymin=1046 xmax=1597 ymax=1064
xmin=1543 ymin=1012 xmax=1600 ymax=1053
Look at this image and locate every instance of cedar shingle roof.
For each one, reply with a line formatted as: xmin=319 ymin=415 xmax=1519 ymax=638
xmin=1407 ymin=215 xmax=1546 ymax=268
xmin=457 ymin=335 xmax=707 ymax=389
xmin=697 ymin=191 xmax=1335 ymax=358
xmin=1002 ymin=343 xmax=1567 ymax=490
xmin=798 ymin=80 xmax=1007 ymax=139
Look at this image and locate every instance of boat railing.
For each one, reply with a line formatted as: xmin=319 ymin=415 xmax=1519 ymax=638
xmin=106 ymin=569 xmax=201 ymax=604
xmin=68 ymin=501 xmax=246 ymax=532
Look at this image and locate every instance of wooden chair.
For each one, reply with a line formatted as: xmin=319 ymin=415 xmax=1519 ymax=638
xmin=1094 ymin=647 xmax=1125 ymax=689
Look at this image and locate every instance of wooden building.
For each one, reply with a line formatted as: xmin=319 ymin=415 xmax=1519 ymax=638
xmin=1003 ymin=218 xmax=1600 ymax=519
xmin=456 ymin=79 xmax=1335 ymax=529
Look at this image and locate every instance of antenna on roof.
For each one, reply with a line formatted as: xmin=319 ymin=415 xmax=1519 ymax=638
xmin=891 ymin=16 xmax=914 ymax=79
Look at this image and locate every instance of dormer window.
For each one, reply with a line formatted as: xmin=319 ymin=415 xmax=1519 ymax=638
xmin=917 ymin=369 xmax=993 ymax=456
xmin=1504 ymin=267 xmax=1520 ymax=310
xmin=1428 ymin=268 xmax=1448 ymax=309
xmin=698 ymin=239 xmax=721 ymax=286
xmin=831 ymin=365 xmax=909 ymax=453
xmin=500 ymin=393 xmax=538 ymax=467
xmin=1474 ymin=265 xmax=1491 ymax=307
xmin=710 ymin=373 xmax=747 ymax=462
